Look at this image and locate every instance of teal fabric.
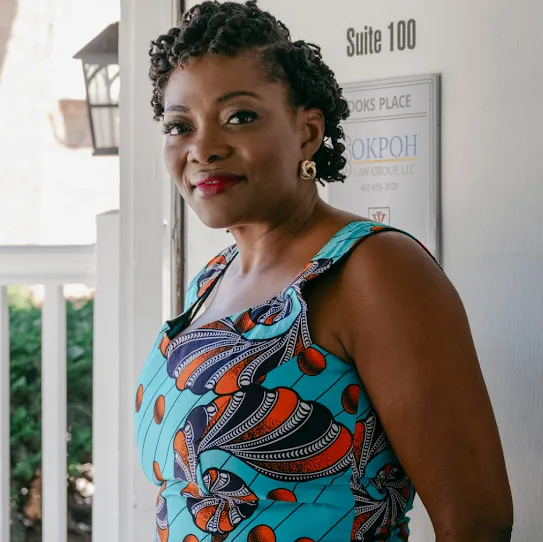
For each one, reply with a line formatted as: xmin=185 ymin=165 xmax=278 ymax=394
xmin=135 ymin=221 xmax=442 ymax=541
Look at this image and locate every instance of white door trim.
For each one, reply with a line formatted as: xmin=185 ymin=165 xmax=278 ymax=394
xmin=118 ymin=1 xmax=178 ymax=540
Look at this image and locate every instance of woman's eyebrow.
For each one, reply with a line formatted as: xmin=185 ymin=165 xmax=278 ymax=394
xmin=164 ymin=104 xmax=190 ymax=113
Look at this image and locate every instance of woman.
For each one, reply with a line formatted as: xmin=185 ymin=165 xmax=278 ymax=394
xmin=135 ymin=2 xmax=513 ymax=541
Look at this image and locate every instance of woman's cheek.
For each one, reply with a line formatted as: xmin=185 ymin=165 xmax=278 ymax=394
xmin=164 ymin=142 xmax=187 ymax=187
xmin=163 ymin=141 xmax=177 ymax=171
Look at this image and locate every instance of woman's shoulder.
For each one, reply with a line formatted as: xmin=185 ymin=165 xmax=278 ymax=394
xmin=343 ymin=226 xmax=443 ymax=281
xmin=331 ymin=226 xmax=453 ymax=351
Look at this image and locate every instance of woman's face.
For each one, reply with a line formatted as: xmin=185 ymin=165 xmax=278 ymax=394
xmin=162 ymin=51 xmax=323 ymax=229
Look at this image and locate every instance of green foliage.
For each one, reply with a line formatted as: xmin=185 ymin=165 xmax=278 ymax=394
xmin=9 ymin=302 xmax=42 ymax=501
xmin=9 ymin=296 xmax=94 ymax=539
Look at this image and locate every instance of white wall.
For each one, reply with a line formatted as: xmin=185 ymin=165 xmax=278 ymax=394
xmin=183 ymin=1 xmax=543 ymax=540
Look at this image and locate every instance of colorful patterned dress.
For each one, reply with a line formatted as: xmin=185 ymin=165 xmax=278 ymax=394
xmin=135 ymin=220 xmax=442 ymax=541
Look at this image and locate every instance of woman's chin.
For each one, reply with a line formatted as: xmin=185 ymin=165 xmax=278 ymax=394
xmin=194 ymin=209 xmax=238 ymax=231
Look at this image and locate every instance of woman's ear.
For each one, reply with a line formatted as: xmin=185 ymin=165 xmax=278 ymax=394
xmin=300 ymin=108 xmax=325 ymax=159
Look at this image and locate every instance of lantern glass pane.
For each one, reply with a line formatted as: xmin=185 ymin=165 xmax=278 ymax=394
xmin=90 ymin=105 xmax=119 ymax=150
xmin=85 ymin=64 xmax=120 ymax=106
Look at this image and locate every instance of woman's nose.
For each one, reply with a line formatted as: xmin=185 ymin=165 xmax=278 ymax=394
xmin=188 ymin=127 xmax=230 ymax=165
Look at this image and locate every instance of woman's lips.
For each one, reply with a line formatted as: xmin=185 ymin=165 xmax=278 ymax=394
xmin=192 ymin=174 xmax=244 ymax=197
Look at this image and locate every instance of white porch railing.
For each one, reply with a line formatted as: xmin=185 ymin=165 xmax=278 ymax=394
xmin=0 ymin=211 xmax=120 ymax=542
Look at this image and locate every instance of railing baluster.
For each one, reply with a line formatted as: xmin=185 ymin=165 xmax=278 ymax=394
xmin=41 ymin=285 xmax=67 ymax=542
xmin=0 ymin=286 xmax=10 ymax=542
xmin=93 ymin=211 xmax=120 ymax=542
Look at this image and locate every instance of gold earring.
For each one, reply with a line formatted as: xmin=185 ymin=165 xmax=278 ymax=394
xmin=299 ymin=159 xmax=317 ymax=181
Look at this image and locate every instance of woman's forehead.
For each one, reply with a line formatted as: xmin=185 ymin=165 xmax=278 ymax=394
xmin=164 ymin=52 xmax=283 ymax=108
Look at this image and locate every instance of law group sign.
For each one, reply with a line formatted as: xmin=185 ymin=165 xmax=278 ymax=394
xmin=329 ymin=75 xmax=441 ymax=259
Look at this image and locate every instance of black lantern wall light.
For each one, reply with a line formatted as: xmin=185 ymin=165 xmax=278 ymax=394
xmin=73 ymin=22 xmax=119 ymax=156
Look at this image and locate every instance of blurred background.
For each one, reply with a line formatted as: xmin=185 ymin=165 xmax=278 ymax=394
xmin=1 ymin=0 xmax=119 ymax=540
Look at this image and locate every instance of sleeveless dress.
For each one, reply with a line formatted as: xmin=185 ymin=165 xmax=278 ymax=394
xmin=135 ymin=220 xmax=443 ymax=542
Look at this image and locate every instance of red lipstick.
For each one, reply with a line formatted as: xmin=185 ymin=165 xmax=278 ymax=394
xmin=191 ymin=172 xmax=244 ymax=197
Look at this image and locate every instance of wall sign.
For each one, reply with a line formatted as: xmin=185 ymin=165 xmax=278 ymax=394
xmin=329 ymin=75 xmax=441 ymax=259
xmin=346 ymin=19 xmax=417 ymax=57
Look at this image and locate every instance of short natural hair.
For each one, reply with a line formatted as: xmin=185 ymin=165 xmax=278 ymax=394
xmin=149 ymin=0 xmax=350 ymax=183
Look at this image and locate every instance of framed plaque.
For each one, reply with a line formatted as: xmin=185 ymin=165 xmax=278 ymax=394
xmin=329 ymin=74 xmax=441 ymax=259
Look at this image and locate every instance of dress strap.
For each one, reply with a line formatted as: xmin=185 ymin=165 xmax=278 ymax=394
xmin=291 ymin=220 xmax=442 ymax=289
xmin=165 ymin=245 xmax=237 ymax=338
xmin=183 ymin=245 xmax=237 ymax=310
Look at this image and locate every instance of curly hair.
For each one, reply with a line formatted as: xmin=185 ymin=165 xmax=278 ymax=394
xmin=149 ymin=1 xmax=350 ymax=183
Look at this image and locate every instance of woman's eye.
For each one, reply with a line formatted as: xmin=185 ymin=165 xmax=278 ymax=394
xmin=162 ymin=122 xmax=190 ymax=136
xmin=227 ymin=111 xmax=258 ymax=125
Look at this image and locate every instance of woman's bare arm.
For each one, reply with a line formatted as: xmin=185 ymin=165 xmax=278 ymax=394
xmin=335 ymin=232 xmax=513 ymax=541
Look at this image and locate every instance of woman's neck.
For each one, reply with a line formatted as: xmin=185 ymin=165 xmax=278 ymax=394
xmin=228 ymin=189 xmax=329 ymax=276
